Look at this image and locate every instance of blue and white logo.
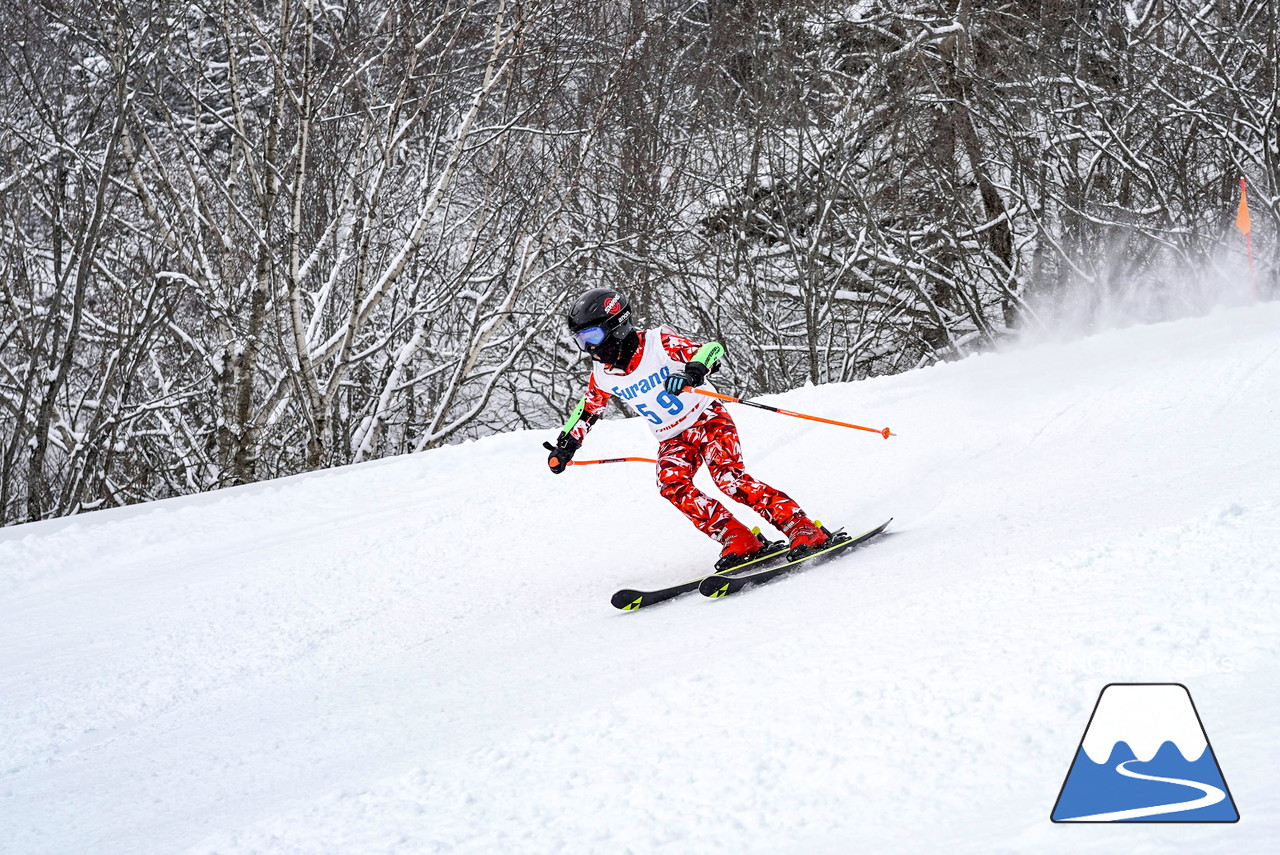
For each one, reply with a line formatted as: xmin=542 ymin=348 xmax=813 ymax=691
xmin=1051 ymin=683 xmax=1239 ymax=822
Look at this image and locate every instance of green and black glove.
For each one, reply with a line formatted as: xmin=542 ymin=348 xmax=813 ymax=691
xmin=663 ymin=361 xmax=708 ymax=395
xmin=664 ymin=341 xmax=723 ymax=395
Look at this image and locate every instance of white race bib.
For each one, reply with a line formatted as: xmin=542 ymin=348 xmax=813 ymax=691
xmin=592 ymin=327 xmax=715 ymax=439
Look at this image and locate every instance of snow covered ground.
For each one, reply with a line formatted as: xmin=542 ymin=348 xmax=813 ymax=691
xmin=2 ymin=303 xmax=1278 ymax=854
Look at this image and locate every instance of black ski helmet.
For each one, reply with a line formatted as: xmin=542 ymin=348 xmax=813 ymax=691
xmin=566 ymin=288 xmax=634 ymax=356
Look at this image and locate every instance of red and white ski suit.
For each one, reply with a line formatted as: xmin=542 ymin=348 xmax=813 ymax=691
xmin=571 ymin=329 xmax=806 ymax=545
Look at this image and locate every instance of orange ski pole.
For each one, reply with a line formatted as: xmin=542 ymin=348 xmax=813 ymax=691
xmin=568 ymin=456 xmax=657 ymax=466
xmin=544 ymin=439 xmax=656 ymax=469
xmin=692 ymin=388 xmax=893 ymax=439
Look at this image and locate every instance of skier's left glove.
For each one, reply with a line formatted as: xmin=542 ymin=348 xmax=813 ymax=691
xmin=543 ymin=433 xmax=581 ymax=473
xmin=664 ymin=361 xmax=708 ymax=396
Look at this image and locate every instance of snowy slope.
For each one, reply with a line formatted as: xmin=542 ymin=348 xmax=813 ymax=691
xmin=2 ymin=303 xmax=1279 ymax=855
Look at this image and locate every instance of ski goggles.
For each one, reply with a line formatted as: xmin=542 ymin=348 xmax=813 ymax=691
xmin=573 ymin=325 xmax=607 ymax=350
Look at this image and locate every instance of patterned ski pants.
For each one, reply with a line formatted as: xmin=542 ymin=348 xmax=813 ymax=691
xmin=656 ymin=402 xmax=802 ymax=543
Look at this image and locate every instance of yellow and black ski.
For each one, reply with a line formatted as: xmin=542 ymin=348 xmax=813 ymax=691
xmin=699 ymin=519 xmax=892 ymax=599
xmin=610 ymin=534 xmax=789 ymax=611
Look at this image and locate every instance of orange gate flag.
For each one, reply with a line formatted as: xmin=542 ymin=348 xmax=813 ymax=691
xmin=1235 ymin=178 xmax=1252 ymax=235
xmin=1236 ymin=177 xmax=1258 ymax=301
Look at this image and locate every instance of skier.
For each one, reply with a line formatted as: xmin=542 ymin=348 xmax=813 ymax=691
xmin=545 ymin=287 xmax=830 ymax=569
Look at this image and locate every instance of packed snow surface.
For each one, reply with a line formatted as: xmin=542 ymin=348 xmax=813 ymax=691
xmin=3 ymin=304 xmax=1279 ymax=854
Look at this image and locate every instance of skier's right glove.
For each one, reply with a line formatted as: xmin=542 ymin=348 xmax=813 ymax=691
xmin=543 ymin=433 xmax=581 ymax=474
xmin=664 ymin=361 xmax=708 ymax=396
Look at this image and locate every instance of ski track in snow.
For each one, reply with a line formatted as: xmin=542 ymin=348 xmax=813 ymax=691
xmin=2 ymin=304 xmax=1279 ymax=854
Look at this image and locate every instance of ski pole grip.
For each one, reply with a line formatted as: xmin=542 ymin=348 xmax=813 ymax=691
xmin=543 ymin=440 xmax=562 ymax=469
